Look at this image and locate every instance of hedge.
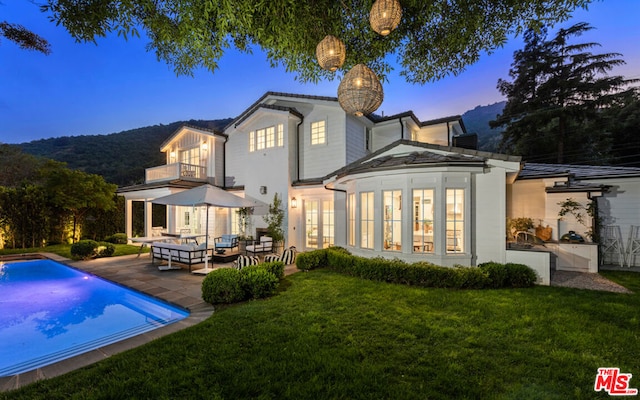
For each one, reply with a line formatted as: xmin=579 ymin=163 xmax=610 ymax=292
xmin=296 ymin=248 xmax=537 ymax=290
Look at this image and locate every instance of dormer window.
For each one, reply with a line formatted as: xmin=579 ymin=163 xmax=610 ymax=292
xmin=249 ymin=123 xmax=284 ymax=152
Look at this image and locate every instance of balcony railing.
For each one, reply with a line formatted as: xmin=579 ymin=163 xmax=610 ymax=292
xmin=145 ymin=162 xmax=207 ymax=183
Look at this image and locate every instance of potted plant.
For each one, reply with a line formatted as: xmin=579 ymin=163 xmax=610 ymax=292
xmin=263 ymin=193 xmax=285 ymax=254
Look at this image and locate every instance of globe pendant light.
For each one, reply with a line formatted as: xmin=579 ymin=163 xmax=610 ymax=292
xmin=316 ymin=35 xmax=346 ymax=72
xmin=369 ymin=0 xmax=402 ymax=36
xmin=338 ymin=64 xmax=383 ymax=117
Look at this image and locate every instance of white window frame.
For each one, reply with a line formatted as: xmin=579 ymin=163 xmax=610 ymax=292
xmin=360 ymin=191 xmax=374 ymax=249
xmin=249 ymin=124 xmax=285 ymax=152
xmin=311 ymin=120 xmax=326 ymax=145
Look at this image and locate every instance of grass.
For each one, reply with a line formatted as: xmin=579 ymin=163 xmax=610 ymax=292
xmin=3 ymin=269 xmax=640 ymax=399
xmin=0 ymin=243 xmax=148 ymax=259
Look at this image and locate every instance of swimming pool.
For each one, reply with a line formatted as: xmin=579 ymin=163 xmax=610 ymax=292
xmin=0 ymin=259 xmax=189 ymax=376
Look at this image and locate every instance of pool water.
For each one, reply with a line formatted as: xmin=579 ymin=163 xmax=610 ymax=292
xmin=0 ymin=259 xmax=189 ymax=376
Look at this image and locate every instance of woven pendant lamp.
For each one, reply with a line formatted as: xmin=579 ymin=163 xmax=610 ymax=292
xmin=369 ymin=0 xmax=402 ymax=36
xmin=316 ymin=35 xmax=346 ymax=72
xmin=338 ymin=64 xmax=383 ymax=117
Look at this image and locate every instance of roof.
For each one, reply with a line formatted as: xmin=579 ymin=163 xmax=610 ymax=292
xmin=519 ymin=163 xmax=640 ymax=180
xmin=325 ymin=139 xmax=519 ymax=180
xmin=117 ymin=180 xmax=204 ymax=194
xmin=226 ymin=92 xmax=338 ymax=130
xmin=232 ymin=104 xmax=304 ymax=128
xmin=159 ymin=124 xmax=226 ymax=151
xmin=225 ymin=91 xmax=468 ymax=131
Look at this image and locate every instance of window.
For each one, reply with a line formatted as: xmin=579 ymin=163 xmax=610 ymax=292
xmin=277 ymin=124 xmax=284 ymax=147
xmin=383 ymin=190 xmax=402 ymax=251
xmin=179 ymin=147 xmax=200 ymax=166
xmin=412 ymin=189 xmax=434 ymax=253
xmin=322 ymin=200 xmax=334 ymax=247
xmin=360 ymin=192 xmax=374 ymax=249
xmin=305 ymin=200 xmax=319 ymax=249
xmin=365 ymin=127 xmax=372 ymax=152
xmin=311 ymin=120 xmax=326 ymax=145
xmin=249 ymin=124 xmax=284 ymax=152
xmin=184 ymin=210 xmax=190 ymax=227
xmin=446 ymin=189 xmax=464 ymax=253
xmin=256 ymin=127 xmax=267 ymax=150
xmin=231 ymin=208 xmax=239 ymax=235
xmin=348 ymin=193 xmax=355 ymax=246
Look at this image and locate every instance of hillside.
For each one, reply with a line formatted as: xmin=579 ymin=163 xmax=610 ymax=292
xmin=18 ymin=119 xmax=232 ymax=186
xmin=15 ymin=103 xmax=506 ymax=186
xmin=461 ymin=101 xmax=506 ymax=152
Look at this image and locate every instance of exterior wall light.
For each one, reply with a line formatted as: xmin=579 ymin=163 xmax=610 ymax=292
xmin=291 ymin=197 xmax=297 ymax=208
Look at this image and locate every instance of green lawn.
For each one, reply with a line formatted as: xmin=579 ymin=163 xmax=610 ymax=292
xmin=3 ymin=269 xmax=640 ymax=399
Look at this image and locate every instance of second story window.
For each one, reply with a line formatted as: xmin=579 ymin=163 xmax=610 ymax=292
xmin=250 ymin=124 xmax=284 ymax=152
xmin=180 ymin=147 xmax=200 ymax=166
xmin=311 ymin=120 xmax=326 ymax=145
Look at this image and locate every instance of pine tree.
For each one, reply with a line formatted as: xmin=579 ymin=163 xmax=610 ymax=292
xmin=491 ymin=22 xmax=638 ymax=164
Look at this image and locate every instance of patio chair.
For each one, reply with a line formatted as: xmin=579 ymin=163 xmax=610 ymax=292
xmin=264 ymin=246 xmax=297 ymax=265
xmin=626 ymin=226 xmax=640 ymax=267
xmin=246 ymin=236 xmax=273 ymax=256
xmin=214 ymin=234 xmax=239 ymax=253
xmin=601 ymin=225 xmax=625 ymax=267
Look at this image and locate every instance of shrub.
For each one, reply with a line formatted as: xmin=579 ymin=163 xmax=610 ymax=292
xmin=296 ymin=249 xmax=328 ymax=271
xmin=261 ymin=261 xmax=285 ymax=279
xmin=202 ymin=268 xmax=244 ymax=304
xmin=504 ymin=263 xmax=538 ymax=288
xmin=452 ymin=265 xmax=490 ymax=289
xmin=478 ymin=262 xmax=509 ymax=288
xmin=479 ymin=262 xmax=537 ymax=288
xmin=241 ymin=265 xmax=279 ymax=299
xmin=70 ymin=240 xmax=99 ymax=260
xmin=96 ymin=242 xmax=115 ymax=257
xmin=105 ymin=233 xmax=128 ymax=244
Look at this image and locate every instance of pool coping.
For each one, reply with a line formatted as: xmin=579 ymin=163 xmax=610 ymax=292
xmin=0 ymin=253 xmax=216 ymax=392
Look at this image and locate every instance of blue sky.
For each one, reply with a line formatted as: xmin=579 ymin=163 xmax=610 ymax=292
xmin=1 ymin=0 xmax=639 ymax=144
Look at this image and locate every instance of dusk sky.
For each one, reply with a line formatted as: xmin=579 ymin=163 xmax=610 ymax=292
xmin=1 ymin=0 xmax=639 ymax=144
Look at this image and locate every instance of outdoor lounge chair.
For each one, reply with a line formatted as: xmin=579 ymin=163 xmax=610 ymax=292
xmin=245 ymin=236 xmax=273 ymax=256
xmin=214 ymin=234 xmax=239 ymax=252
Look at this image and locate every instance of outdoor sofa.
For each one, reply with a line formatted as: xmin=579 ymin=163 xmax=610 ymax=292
xmin=151 ymin=242 xmax=213 ymax=272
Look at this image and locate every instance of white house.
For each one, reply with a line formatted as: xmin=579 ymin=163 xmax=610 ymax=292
xmin=118 ymin=92 xmax=640 ymax=283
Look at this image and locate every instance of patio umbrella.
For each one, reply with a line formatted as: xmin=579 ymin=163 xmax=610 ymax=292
xmin=152 ymin=184 xmax=263 ymax=272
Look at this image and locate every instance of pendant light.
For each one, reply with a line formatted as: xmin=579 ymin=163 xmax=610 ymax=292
xmin=316 ymin=35 xmax=346 ymax=72
xmin=337 ymin=64 xmax=383 ymax=117
xmin=369 ymin=0 xmax=402 ymax=36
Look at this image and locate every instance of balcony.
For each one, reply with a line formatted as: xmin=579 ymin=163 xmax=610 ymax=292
xmin=145 ymin=163 xmax=207 ymax=183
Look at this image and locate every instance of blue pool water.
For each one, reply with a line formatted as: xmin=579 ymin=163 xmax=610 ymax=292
xmin=0 ymin=259 xmax=189 ymax=376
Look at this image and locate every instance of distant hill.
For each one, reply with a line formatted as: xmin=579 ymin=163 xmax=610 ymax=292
xmin=18 ymin=119 xmax=232 ymax=186
xmin=461 ymin=101 xmax=506 ymax=152
xmin=15 ymin=102 xmax=507 ymax=186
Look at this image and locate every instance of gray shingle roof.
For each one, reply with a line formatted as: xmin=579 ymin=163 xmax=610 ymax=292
xmin=326 ymin=140 xmax=493 ymax=180
xmin=519 ymin=163 xmax=640 ymax=180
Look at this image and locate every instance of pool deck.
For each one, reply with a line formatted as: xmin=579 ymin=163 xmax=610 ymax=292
xmin=1 ymin=252 xmax=297 ymax=392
